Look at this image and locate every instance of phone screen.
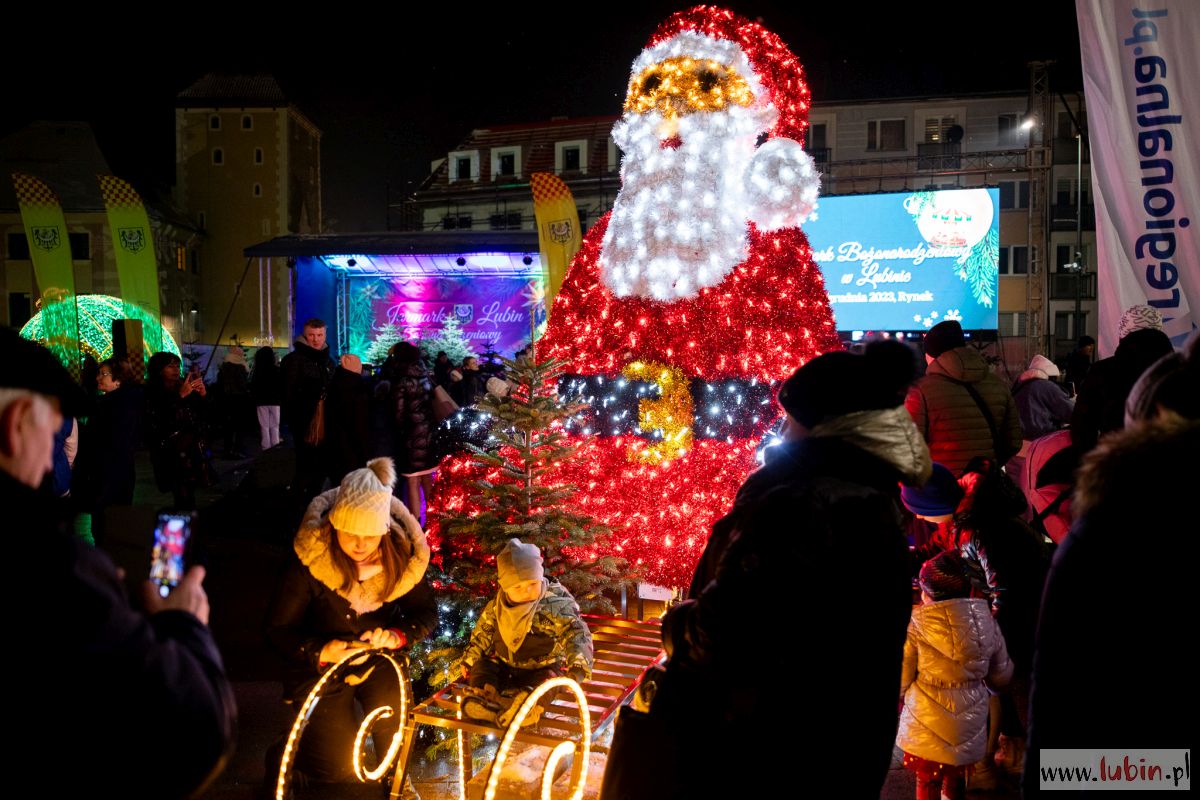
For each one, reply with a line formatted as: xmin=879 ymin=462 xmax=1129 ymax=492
xmin=150 ymin=514 xmax=192 ymax=598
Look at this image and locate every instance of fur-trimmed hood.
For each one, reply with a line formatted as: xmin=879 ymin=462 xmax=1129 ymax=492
xmin=1074 ymin=416 xmax=1199 ymax=519
xmin=294 ymin=489 xmax=430 ymax=613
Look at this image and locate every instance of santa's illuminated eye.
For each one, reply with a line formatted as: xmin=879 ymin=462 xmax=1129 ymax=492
xmin=624 ymin=57 xmax=755 ymax=118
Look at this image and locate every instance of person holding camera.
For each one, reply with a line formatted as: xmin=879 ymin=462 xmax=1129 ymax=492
xmin=265 ymin=457 xmax=436 ymax=787
xmin=1 ymin=328 xmax=235 ymax=799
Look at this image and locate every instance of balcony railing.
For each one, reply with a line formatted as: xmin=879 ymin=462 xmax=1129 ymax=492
xmin=1050 ymin=204 xmax=1096 ymax=231
xmin=805 ymin=147 xmax=831 ymax=166
xmin=917 ymin=142 xmax=962 ymax=171
xmin=1048 ymin=272 xmax=1097 ymax=300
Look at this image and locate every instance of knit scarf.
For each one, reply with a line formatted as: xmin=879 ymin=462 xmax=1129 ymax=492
xmin=497 ymin=579 xmax=547 ymax=657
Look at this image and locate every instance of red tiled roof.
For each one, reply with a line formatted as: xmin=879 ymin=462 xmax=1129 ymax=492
xmin=418 ymin=116 xmax=620 ymax=193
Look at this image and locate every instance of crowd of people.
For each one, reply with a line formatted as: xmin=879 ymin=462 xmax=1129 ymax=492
xmin=5 ymin=299 xmax=1194 ymax=798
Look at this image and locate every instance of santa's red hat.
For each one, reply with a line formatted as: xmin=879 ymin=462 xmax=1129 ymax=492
xmin=642 ymin=5 xmax=811 ymax=143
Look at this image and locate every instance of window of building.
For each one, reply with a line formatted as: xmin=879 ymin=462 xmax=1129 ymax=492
xmin=442 ymin=214 xmax=473 ymax=230
xmin=1056 ymin=111 xmax=1076 ymax=140
xmin=808 ymin=123 xmax=827 ymax=151
xmin=923 ymin=115 xmax=957 ymax=143
xmin=255 ymin=147 xmax=264 ymax=165
xmin=867 ymin=119 xmax=905 ymax=151
xmin=177 ymin=246 xmax=186 ymax=272
xmin=253 ymin=183 xmax=263 ymax=197
xmin=8 ymin=293 xmax=31 ymax=329
xmin=998 ymin=311 xmax=1027 ymax=336
xmin=209 ymin=115 xmax=221 ymax=130
xmin=999 ymin=245 xmax=1029 ymax=275
xmin=212 ymin=148 xmax=224 ymax=165
xmin=448 ymin=150 xmax=479 ymax=183
xmin=999 ymin=180 xmax=1030 ymax=210
xmin=489 ymin=212 xmax=522 ymax=230
xmin=563 ymin=147 xmax=581 ymax=171
xmin=242 ymin=115 xmax=253 ymax=130
xmin=1055 ymin=244 xmax=1089 ymax=272
xmin=1055 ymin=310 xmax=1088 ymax=340
xmin=68 ymin=232 xmax=89 ymax=260
xmin=491 ymin=147 xmax=521 ymax=180
xmin=555 ymin=139 xmax=588 ymax=174
xmin=7 ymin=232 xmax=30 ymax=260
xmin=997 ymin=113 xmax=1022 ymax=147
xmin=1055 ymin=177 xmax=1091 ymax=207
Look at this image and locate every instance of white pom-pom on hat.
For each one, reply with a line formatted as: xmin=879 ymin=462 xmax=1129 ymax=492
xmin=329 ymin=457 xmax=396 ymax=537
xmin=742 ymin=138 xmax=821 ymax=231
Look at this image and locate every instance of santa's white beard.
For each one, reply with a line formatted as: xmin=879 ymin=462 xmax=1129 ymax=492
xmin=601 ymin=107 xmax=764 ymax=300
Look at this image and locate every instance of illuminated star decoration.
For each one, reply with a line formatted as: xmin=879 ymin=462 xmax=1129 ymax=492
xmin=431 ymin=6 xmax=841 ymax=589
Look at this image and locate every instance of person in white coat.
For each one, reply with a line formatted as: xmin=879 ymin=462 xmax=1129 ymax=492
xmin=898 ymin=549 xmax=1013 ymax=800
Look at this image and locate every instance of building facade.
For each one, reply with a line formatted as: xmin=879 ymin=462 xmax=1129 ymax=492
xmin=0 ymin=121 xmax=202 ymax=348
xmin=175 ymin=74 xmax=322 ymax=349
xmin=400 ymin=86 xmax=1095 ymax=377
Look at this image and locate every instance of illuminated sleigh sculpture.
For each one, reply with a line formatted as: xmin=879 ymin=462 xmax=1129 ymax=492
xmin=275 ymin=616 xmax=664 ymax=800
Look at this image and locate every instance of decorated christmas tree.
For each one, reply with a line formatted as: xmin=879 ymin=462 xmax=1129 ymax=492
xmin=418 ymin=313 xmax=475 ymax=368
xmin=364 ymin=322 xmax=404 ymax=366
xmin=435 ymin=353 xmax=625 ymax=611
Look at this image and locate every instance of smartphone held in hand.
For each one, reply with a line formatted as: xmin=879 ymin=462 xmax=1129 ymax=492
xmin=150 ymin=513 xmax=194 ymax=598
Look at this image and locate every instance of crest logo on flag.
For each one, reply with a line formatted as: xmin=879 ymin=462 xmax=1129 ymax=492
xmin=31 ymin=226 xmax=61 ymax=251
xmin=548 ymin=219 xmax=573 ymax=243
xmin=119 ymin=227 xmax=146 ymax=253
xmin=454 ymin=304 xmax=473 ymax=323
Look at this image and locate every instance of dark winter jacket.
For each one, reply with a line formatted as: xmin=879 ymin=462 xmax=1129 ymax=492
xmin=657 ymin=407 xmax=928 ymax=799
xmin=4 ymin=470 xmax=236 ymax=799
xmin=389 ymin=359 xmax=435 ymax=473
xmin=250 ymin=356 xmax=283 ymax=406
xmin=956 ymin=509 xmax=1048 ymax=672
xmin=1069 ymin=328 xmax=1174 ymax=453
xmin=905 ymin=345 xmax=1023 ymax=475
xmin=280 ymin=339 xmax=335 ymax=437
xmin=265 ymin=489 xmax=437 ymax=696
xmin=323 ymin=367 xmax=371 ymax=485
xmin=462 ymin=581 xmax=594 ymax=678
xmin=1025 ymin=417 xmax=1197 ymax=794
xmin=72 ymin=382 xmax=144 ymax=511
xmin=144 ymin=383 xmax=215 ymax=494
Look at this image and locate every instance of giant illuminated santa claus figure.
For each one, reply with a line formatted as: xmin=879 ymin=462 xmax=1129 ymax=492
xmin=446 ymin=7 xmax=842 ymax=588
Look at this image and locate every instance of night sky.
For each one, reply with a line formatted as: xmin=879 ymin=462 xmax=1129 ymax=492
xmin=3 ymin=3 xmax=1083 ymax=230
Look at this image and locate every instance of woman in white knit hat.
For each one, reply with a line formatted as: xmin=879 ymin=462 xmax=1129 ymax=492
xmin=266 ymin=457 xmax=436 ymax=788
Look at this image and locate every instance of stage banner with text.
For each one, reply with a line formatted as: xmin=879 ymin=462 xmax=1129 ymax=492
xmin=98 ymin=174 xmax=162 ymax=354
xmin=12 ymin=173 xmax=81 ymax=375
xmin=1077 ymin=0 xmax=1198 ymax=354
xmin=804 ymin=188 xmax=1000 ymax=333
xmin=347 ymin=275 xmax=542 ymax=362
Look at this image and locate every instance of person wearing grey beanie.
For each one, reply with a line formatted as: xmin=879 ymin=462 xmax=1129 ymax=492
xmin=460 ymin=538 xmax=593 ymax=728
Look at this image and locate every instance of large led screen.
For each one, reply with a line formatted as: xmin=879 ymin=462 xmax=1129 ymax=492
xmin=804 ymin=188 xmax=1000 ymax=332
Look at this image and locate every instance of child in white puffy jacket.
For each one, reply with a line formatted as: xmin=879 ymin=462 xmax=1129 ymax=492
xmin=898 ymin=549 xmax=1013 ymax=800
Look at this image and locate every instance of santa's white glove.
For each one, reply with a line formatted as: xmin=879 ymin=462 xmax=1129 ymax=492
xmin=742 ymin=137 xmax=820 ymax=231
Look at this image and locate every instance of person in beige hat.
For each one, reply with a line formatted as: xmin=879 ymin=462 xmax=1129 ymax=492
xmin=265 ymin=457 xmax=436 ymax=787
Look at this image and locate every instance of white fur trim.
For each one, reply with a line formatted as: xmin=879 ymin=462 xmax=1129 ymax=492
xmin=296 ymin=491 xmax=431 ymax=612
